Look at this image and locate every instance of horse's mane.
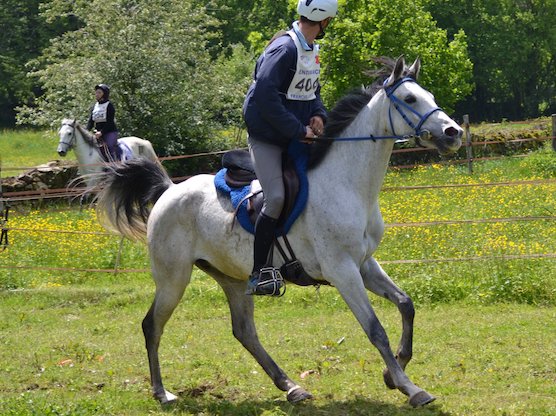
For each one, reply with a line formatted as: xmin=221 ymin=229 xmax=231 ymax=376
xmin=75 ymin=123 xmax=97 ymax=146
xmin=308 ymin=57 xmax=405 ymax=169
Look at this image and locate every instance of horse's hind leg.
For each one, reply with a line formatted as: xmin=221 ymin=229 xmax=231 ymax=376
xmin=360 ymin=258 xmax=418 ymax=393
xmin=142 ymin=267 xmax=191 ymax=404
xmin=197 ymin=261 xmax=312 ymax=403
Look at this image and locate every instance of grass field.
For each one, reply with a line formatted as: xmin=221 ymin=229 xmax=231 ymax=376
xmin=1 ymin=128 xmax=555 ymax=415
xmin=0 ymin=129 xmax=62 ymax=177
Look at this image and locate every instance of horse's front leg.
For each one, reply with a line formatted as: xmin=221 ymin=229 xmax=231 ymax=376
xmin=360 ymin=258 xmax=415 ymax=390
xmin=206 ymin=268 xmax=312 ymax=404
xmin=327 ymin=258 xmax=434 ymax=407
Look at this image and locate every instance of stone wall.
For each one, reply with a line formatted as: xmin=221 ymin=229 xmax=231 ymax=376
xmin=1 ymin=161 xmax=79 ymax=194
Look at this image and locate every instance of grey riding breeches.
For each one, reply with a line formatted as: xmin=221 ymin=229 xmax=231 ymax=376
xmin=248 ymin=138 xmax=285 ymax=220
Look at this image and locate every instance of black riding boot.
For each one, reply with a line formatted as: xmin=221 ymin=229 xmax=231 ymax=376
xmin=245 ymin=213 xmax=284 ymax=296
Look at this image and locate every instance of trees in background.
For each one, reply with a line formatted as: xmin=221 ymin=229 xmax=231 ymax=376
xmin=0 ymin=0 xmax=77 ymax=126
xmin=3 ymin=0 xmax=556 ymax=148
xmin=427 ymin=0 xmax=556 ymax=120
xmin=17 ymin=0 xmax=253 ymax=163
xmin=320 ymin=0 xmax=473 ymax=114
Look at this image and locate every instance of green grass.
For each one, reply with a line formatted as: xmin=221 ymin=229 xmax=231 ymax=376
xmin=0 ymin=278 xmax=555 ymax=415
xmin=0 ymin=129 xmax=63 ymax=177
xmin=1 ymin=128 xmax=555 ymax=414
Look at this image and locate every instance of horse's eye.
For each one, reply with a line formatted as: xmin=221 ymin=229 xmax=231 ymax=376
xmin=405 ymin=95 xmax=417 ymax=104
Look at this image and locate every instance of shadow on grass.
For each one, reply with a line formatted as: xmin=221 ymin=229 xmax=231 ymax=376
xmin=165 ymin=395 xmax=453 ymax=416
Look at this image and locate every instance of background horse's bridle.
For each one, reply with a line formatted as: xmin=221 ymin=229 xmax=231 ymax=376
xmin=60 ymin=120 xmax=98 ymax=152
xmin=59 ymin=120 xmax=77 ymax=149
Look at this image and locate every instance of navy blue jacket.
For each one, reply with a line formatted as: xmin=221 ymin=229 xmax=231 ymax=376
xmin=242 ymin=34 xmax=327 ymax=148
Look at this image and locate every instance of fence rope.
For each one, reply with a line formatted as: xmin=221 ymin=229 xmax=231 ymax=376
xmin=2 ymin=136 xmax=550 ymax=172
xmin=3 ymin=177 xmax=555 ymax=202
xmin=1 ymin=253 xmax=555 ymax=274
xmin=4 ymin=215 xmax=555 ymax=238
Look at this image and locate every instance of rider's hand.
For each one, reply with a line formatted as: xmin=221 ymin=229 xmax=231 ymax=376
xmin=309 ymin=116 xmax=324 ymax=137
xmin=301 ymin=126 xmax=318 ymax=144
xmin=94 ymin=131 xmax=102 ymax=140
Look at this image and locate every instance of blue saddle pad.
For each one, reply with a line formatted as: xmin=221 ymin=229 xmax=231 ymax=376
xmin=214 ymin=141 xmax=309 ymax=236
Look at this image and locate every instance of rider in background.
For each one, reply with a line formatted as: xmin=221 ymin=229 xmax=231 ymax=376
xmin=87 ymin=84 xmax=120 ymax=161
xmin=242 ymin=0 xmax=338 ymax=296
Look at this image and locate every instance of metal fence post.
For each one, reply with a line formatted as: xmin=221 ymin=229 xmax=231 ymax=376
xmin=463 ymin=114 xmax=473 ymax=174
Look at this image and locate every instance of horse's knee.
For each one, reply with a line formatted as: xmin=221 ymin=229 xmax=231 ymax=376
xmin=398 ymin=296 xmax=415 ymax=319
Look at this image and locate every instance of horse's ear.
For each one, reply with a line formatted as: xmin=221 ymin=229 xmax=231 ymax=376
xmin=408 ymin=57 xmax=421 ymax=80
xmin=385 ymin=55 xmax=405 ymax=87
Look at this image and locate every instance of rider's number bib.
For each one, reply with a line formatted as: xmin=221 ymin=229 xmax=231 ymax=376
xmin=92 ymin=101 xmax=109 ymax=123
xmin=286 ymin=31 xmax=320 ymax=101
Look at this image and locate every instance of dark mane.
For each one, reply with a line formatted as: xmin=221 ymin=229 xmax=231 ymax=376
xmin=308 ymin=57 xmax=401 ymax=169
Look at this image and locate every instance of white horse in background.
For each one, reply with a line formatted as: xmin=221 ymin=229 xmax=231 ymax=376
xmin=57 ymin=118 xmax=158 ymax=186
xmin=95 ymin=57 xmax=463 ymax=407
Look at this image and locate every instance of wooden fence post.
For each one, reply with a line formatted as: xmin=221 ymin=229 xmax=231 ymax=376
xmin=114 ymin=236 xmax=125 ymax=274
xmin=463 ymin=114 xmax=473 ymax=174
xmin=552 ymin=114 xmax=556 ymax=152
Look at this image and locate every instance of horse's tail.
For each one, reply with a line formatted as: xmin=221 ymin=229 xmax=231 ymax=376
xmin=96 ymin=158 xmax=173 ymax=241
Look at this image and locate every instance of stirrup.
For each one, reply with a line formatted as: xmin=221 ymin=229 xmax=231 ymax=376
xmin=245 ymin=267 xmax=285 ymax=296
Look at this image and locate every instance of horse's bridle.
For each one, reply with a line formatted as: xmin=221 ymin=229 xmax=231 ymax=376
xmin=59 ymin=120 xmax=77 ymax=150
xmin=384 ymin=77 xmax=443 ymax=145
xmin=312 ymin=77 xmax=442 ymax=144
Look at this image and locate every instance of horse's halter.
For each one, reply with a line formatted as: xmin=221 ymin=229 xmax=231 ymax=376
xmin=384 ymin=77 xmax=442 ymax=145
xmin=59 ymin=120 xmax=77 ymax=150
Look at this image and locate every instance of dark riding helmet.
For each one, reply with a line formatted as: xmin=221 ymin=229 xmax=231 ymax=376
xmin=94 ymin=83 xmax=110 ymax=99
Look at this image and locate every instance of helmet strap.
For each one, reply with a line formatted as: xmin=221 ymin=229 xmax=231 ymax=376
xmin=316 ymin=21 xmax=326 ymax=39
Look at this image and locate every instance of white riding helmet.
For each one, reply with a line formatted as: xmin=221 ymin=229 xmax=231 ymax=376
xmin=297 ymin=0 xmax=338 ymax=22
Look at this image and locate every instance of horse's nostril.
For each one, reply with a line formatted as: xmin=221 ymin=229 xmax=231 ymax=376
xmin=444 ymin=127 xmax=461 ymax=138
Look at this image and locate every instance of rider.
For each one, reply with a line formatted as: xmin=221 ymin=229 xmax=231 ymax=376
xmin=242 ymin=0 xmax=338 ymax=296
xmin=86 ymin=84 xmax=120 ymax=161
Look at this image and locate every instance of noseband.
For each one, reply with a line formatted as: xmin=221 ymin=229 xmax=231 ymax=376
xmin=384 ymin=77 xmax=442 ymax=143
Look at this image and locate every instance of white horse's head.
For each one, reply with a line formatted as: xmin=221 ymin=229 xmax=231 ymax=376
xmin=57 ymin=118 xmax=77 ymax=157
xmin=383 ymin=56 xmax=463 ymax=155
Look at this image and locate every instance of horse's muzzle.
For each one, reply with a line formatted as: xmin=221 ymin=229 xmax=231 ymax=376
xmin=58 ymin=150 xmax=67 ymax=157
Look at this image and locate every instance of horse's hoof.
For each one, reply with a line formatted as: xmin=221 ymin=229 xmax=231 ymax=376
xmin=287 ymin=385 xmax=313 ymax=403
xmin=409 ymin=390 xmax=436 ymax=407
xmin=382 ymin=368 xmax=396 ymax=390
xmin=155 ymin=390 xmax=178 ymax=405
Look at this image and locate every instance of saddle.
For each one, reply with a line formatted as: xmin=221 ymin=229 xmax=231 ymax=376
xmin=215 ymin=148 xmax=325 ymax=288
xmin=222 ymin=150 xmax=299 ymax=227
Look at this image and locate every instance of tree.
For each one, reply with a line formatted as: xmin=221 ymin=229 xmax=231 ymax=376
xmin=197 ymin=0 xmax=295 ymax=53
xmin=319 ymin=0 xmax=473 ymax=114
xmin=17 ymin=0 xmax=252 ymax=168
xmin=0 ymin=0 xmax=77 ymax=126
xmin=427 ymin=0 xmax=556 ymax=120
